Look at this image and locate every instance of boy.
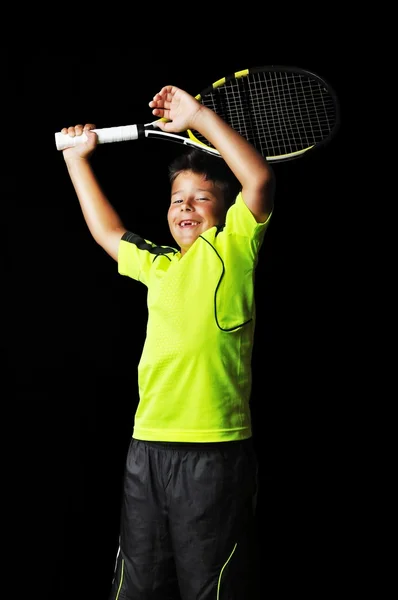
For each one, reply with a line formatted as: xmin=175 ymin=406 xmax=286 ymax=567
xmin=61 ymin=84 xmax=275 ymax=599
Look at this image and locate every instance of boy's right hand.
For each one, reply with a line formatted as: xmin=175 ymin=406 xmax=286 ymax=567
xmin=61 ymin=124 xmax=98 ymax=159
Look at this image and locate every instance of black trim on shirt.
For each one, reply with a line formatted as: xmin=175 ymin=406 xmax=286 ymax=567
xmin=121 ymin=231 xmax=177 ymax=261
xmin=200 ymin=236 xmax=253 ymax=332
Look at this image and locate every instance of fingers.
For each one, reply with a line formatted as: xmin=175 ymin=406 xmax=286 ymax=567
xmin=151 ymin=107 xmax=166 ymax=118
xmin=149 ymin=86 xmax=174 ymax=108
xmin=154 ymin=85 xmax=173 ymax=99
xmin=149 ymin=96 xmax=167 ymax=110
xmin=60 ymin=124 xmax=96 ymax=137
xmin=149 ymin=94 xmax=167 ymax=118
xmin=149 ymin=96 xmax=170 ymax=120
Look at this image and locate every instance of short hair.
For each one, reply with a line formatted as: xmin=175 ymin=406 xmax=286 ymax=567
xmin=168 ymin=148 xmax=241 ymax=210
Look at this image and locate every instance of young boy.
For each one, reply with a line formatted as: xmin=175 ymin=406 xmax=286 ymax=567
xmin=60 ymin=84 xmax=275 ymax=599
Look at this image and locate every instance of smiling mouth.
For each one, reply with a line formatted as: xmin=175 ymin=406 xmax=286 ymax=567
xmin=178 ymin=220 xmax=200 ymax=228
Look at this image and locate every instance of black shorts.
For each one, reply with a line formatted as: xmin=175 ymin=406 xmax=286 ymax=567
xmin=108 ymin=437 xmax=259 ymax=600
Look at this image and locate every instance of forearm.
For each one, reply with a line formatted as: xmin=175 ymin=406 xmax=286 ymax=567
xmin=191 ymin=106 xmax=273 ymax=189
xmin=190 ymin=106 xmax=274 ymax=221
xmin=65 ymin=156 xmax=126 ymax=244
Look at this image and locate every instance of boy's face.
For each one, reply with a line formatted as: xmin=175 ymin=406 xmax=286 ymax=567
xmin=168 ymin=171 xmax=226 ymax=255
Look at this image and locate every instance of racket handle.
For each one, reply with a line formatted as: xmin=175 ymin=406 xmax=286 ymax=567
xmin=55 ymin=125 xmax=140 ymax=150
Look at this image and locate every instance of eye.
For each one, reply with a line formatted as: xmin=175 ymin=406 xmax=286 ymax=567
xmin=172 ymin=199 xmax=183 ymax=204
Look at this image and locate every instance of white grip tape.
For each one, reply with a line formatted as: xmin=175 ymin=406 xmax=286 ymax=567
xmin=55 ymin=125 xmax=139 ymax=150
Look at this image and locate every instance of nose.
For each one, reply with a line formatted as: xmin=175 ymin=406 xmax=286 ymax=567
xmin=180 ymin=200 xmax=193 ymax=211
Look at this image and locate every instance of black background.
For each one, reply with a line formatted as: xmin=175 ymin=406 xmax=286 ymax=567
xmin=8 ymin=47 xmax=344 ymax=598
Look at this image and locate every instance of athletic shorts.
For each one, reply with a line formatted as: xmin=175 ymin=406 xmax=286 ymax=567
xmin=108 ymin=437 xmax=260 ymax=600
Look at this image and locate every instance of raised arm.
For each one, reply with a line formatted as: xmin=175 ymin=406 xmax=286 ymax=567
xmin=150 ymin=86 xmax=275 ymax=223
xmin=61 ymin=124 xmax=127 ymax=260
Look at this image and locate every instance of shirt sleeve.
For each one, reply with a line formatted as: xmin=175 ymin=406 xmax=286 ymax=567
xmin=118 ymin=233 xmax=157 ymax=285
xmin=225 ymin=191 xmax=272 ymax=252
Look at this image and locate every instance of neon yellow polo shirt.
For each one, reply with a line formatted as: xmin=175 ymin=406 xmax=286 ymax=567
xmin=118 ymin=192 xmax=271 ymax=442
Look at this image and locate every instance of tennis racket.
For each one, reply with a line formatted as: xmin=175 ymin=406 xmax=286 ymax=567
xmin=55 ymin=65 xmax=340 ymax=163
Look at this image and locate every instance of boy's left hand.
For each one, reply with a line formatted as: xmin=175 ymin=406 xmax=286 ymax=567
xmin=149 ymin=85 xmax=202 ymax=133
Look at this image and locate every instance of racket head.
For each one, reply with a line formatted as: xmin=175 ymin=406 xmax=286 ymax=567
xmin=187 ymin=65 xmax=340 ymax=162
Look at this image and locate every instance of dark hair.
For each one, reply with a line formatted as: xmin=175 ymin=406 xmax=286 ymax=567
xmin=168 ymin=148 xmax=241 ymax=210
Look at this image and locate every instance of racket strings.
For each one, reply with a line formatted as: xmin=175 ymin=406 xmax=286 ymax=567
xmin=193 ymin=71 xmax=338 ymax=159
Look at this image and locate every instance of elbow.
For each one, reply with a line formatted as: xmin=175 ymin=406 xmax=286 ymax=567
xmin=262 ymin=163 xmax=275 ymax=190
xmin=259 ymin=168 xmax=275 ymax=201
xmin=254 ymin=173 xmax=276 ymax=223
xmin=253 ymin=164 xmax=275 ymax=197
